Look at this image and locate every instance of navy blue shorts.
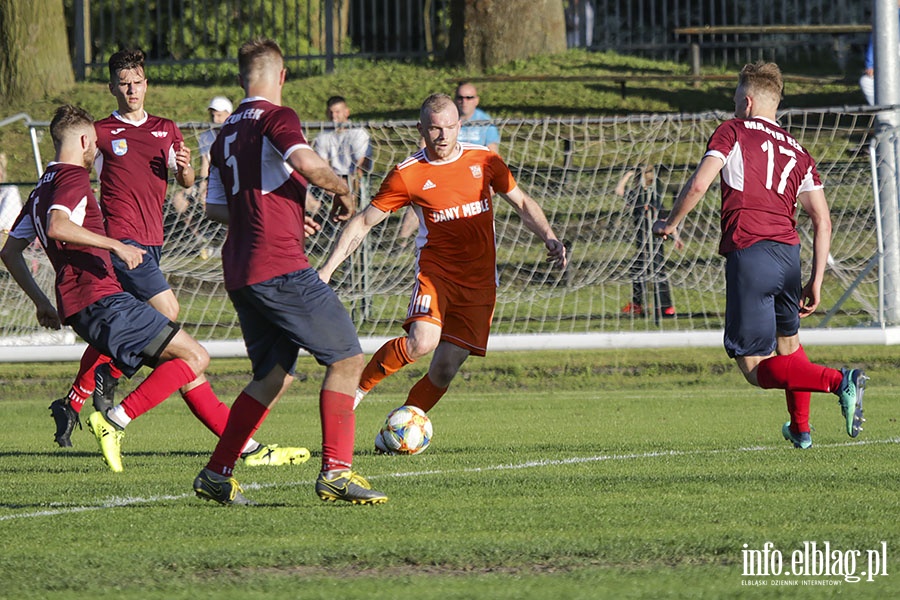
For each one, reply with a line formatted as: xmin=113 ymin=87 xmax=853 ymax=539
xmin=109 ymin=240 xmax=170 ymax=302
xmin=724 ymin=241 xmax=802 ymax=358
xmin=66 ymin=292 xmax=180 ymax=377
xmin=228 ymin=268 xmax=363 ymax=380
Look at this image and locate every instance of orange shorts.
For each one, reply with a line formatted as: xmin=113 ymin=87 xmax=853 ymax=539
xmin=403 ymin=272 xmax=496 ymax=356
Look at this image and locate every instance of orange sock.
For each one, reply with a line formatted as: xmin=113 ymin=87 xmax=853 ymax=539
xmin=406 ymin=374 xmax=448 ymax=413
xmin=359 ymin=336 xmax=415 ymax=392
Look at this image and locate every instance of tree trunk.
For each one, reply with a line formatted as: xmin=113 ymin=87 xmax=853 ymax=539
xmin=0 ymin=0 xmax=74 ymax=104
xmin=448 ymin=0 xmax=568 ymax=70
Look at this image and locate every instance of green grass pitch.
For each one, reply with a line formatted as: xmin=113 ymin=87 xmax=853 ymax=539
xmin=0 ymin=347 xmax=898 ymax=599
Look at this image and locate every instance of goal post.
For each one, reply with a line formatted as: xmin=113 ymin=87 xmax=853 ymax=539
xmin=0 ymin=108 xmax=893 ymax=361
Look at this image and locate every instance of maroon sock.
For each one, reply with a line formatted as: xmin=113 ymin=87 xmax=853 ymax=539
xmin=756 ymin=349 xmax=843 ymax=393
xmin=786 ymin=390 xmax=811 ymax=433
xmin=119 ymin=359 xmax=197 ymax=420
xmin=75 ymin=346 xmax=105 ymax=392
xmin=181 ymin=381 xmax=229 ymax=437
xmin=320 ymin=390 xmax=355 ymax=472
xmin=206 ymin=392 xmax=269 ymax=476
xmin=67 ymin=347 xmax=107 ymax=413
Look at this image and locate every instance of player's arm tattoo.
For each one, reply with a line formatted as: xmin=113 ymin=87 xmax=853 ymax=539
xmin=342 ymin=233 xmax=366 ymax=258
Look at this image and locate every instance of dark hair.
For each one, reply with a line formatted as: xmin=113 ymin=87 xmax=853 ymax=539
xmin=49 ymin=105 xmax=95 ymax=150
xmin=108 ymin=48 xmax=145 ymax=82
xmin=326 ymin=95 xmax=347 ymax=108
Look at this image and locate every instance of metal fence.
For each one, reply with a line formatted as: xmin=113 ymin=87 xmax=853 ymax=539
xmin=69 ymin=0 xmax=452 ymax=82
xmin=564 ymin=0 xmax=872 ymax=71
xmin=69 ymin=0 xmax=872 ymax=83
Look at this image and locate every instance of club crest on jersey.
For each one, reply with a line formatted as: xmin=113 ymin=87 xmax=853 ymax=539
xmin=112 ymin=139 xmax=128 ymax=156
xmin=469 ymin=165 xmax=483 ymax=178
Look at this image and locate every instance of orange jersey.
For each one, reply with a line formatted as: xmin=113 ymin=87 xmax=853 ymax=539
xmin=371 ymin=143 xmax=516 ymax=288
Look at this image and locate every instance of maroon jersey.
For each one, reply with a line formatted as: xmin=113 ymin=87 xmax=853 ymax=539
xmin=206 ymin=98 xmax=312 ymax=290
xmin=705 ymin=116 xmax=823 ymax=255
xmin=94 ymin=112 xmax=184 ymax=245
xmin=8 ymin=163 xmax=122 ymax=320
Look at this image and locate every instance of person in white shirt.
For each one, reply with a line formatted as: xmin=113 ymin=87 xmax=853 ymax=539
xmin=0 ymin=153 xmax=23 ymax=234
xmin=307 ymin=96 xmax=371 ymax=216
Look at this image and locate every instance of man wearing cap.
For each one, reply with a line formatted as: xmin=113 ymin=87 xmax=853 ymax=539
xmin=168 ymin=95 xmax=234 ymax=255
xmin=199 ymin=96 xmax=234 ymax=185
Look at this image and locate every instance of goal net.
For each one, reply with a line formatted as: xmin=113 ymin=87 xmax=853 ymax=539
xmin=0 ymin=108 xmax=885 ymax=359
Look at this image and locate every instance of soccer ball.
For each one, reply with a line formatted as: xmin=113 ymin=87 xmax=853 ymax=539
xmin=376 ymin=405 xmax=433 ymax=455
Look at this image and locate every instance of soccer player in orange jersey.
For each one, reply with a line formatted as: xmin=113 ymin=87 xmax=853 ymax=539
xmin=318 ymin=93 xmax=567 ymax=450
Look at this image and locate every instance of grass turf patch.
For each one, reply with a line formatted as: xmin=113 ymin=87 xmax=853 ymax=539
xmin=0 ymin=348 xmax=898 ymax=598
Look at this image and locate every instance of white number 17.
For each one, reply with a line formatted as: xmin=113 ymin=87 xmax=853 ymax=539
xmin=760 ymin=140 xmax=797 ymax=195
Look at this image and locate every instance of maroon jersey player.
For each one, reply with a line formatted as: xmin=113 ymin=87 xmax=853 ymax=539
xmin=43 ymin=52 xmax=308 ymax=469
xmin=1 ymin=105 xmax=212 ymax=472
xmin=653 ymin=61 xmax=867 ymax=448
xmin=195 ymin=38 xmax=386 ymax=506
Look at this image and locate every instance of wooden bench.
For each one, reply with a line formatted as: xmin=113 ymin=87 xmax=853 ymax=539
xmin=674 ymin=24 xmax=872 ymax=79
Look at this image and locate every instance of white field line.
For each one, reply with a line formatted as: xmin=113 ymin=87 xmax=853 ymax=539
xmin=2 ymin=437 xmax=898 ymax=522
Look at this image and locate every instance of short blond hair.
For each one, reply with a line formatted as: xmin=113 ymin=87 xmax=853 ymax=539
xmin=419 ymin=93 xmax=457 ymax=122
xmin=738 ymin=61 xmax=783 ymax=105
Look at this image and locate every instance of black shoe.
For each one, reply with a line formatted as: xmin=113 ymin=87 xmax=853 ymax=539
xmin=193 ymin=468 xmax=256 ymax=505
xmin=49 ymin=398 xmax=81 ymax=447
xmin=93 ymin=363 xmax=119 ymax=413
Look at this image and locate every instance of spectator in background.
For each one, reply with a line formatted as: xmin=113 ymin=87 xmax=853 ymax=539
xmin=170 ymin=95 xmax=233 ymax=256
xmin=453 ymin=82 xmax=500 ymax=153
xmin=307 ymin=95 xmax=372 ymax=217
xmin=616 ymin=165 xmax=682 ymax=319
xmin=198 ymin=96 xmax=234 ymax=199
xmin=0 ymin=153 xmax=23 ymax=235
xmin=565 ymin=0 xmax=595 ymax=48
xmin=859 ymin=0 xmax=900 ymax=105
